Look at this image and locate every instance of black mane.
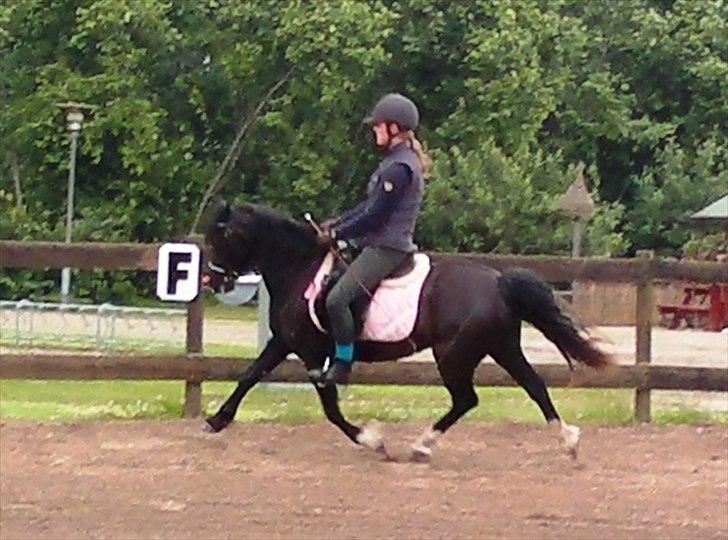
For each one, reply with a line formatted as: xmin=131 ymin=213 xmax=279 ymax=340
xmin=210 ymin=202 xmax=320 ymax=263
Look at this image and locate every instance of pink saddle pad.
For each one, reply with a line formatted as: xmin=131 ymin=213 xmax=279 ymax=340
xmin=303 ymin=253 xmax=431 ymax=342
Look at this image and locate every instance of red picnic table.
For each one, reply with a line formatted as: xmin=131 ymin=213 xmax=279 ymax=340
xmin=658 ymin=283 xmax=728 ymax=331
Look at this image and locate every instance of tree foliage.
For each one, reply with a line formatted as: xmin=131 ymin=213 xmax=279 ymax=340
xmin=1 ymin=0 xmax=725 ymax=300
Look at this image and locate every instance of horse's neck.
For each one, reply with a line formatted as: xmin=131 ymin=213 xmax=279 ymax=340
xmin=257 ymin=249 xmax=325 ymax=301
xmin=250 ymin=215 xmax=324 ymax=299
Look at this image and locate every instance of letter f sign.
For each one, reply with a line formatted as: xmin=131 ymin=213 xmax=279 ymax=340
xmin=156 ymin=243 xmax=201 ymax=302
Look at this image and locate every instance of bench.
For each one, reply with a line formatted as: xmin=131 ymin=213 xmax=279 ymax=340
xmin=658 ymin=284 xmax=728 ymax=331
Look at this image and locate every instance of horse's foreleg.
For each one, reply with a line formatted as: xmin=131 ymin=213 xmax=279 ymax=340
xmin=313 ymin=384 xmax=390 ymax=458
xmin=205 ymin=336 xmax=290 ymax=433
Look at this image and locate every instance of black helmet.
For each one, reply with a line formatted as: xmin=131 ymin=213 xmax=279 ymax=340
xmin=364 ymin=93 xmax=419 ymax=131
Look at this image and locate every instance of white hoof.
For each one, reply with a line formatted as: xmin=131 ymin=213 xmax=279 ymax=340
xmin=356 ymin=421 xmax=386 ymax=453
xmin=410 ymin=428 xmax=440 ymax=462
xmin=560 ymin=421 xmax=580 ymax=459
xmin=550 ymin=420 xmax=580 ymax=458
xmin=410 ymin=448 xmax=431 ymax=463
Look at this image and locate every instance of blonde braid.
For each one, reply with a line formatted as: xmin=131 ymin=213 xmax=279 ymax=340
xmin=404 ymin=131 xmax=432 ymax=177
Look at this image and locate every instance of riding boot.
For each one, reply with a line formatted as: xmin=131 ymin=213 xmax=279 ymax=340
xmin=320 ymin=360 xmax=352 ymax=386
xmin=320 ymin=343 xmax=355 ymax=386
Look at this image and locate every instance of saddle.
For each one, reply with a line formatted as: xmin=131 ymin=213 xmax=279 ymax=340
xmin=317 ymin=250 xmax=414 ymax=331
xmin=303 ymin=250 xmax=431 ymax=342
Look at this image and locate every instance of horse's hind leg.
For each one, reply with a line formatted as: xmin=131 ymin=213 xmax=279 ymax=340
xmin=491 ymin=344 xmax=580 ymax=458
xmin=411 ymin=330 xmax=483 ymax=462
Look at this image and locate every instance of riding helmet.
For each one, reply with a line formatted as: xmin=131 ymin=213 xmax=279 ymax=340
xmin=363 ymin=93 xmax=419 ymax=131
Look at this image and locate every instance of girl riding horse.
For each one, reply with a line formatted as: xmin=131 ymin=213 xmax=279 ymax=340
xmin=318 ymin=93 xmax=431 ymax=386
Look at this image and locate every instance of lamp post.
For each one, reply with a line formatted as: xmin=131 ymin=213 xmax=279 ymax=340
xmin=56 ymin=102 xmax=94 ymax=303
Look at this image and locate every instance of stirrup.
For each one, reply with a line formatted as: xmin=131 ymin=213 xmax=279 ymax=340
xmin=319 ymin=360 xmax=352 ymax=387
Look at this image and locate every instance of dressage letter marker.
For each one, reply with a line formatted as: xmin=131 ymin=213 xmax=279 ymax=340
xmin=156 ymin=243 xmax=201 ymax=302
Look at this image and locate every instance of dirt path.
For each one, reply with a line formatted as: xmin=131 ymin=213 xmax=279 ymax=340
xmin=1 ymin=421 xmax=726 ymax=539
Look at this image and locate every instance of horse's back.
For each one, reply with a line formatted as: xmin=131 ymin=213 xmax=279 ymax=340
xmin=414 ymin=255 xmax=512 ymax=345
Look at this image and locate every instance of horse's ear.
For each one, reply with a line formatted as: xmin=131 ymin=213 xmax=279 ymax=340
xmin=214 ymin=200 xmax=232 ymax=228
xmin=221 ymin=200 xmax=232 ymax=221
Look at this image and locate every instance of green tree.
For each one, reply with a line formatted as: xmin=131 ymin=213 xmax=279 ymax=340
xmin=1 ymin=0 xmax=725 ymax=302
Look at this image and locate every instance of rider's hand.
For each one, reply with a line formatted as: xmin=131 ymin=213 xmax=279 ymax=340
xmin=320 ymin=218 xmax=337 ymax=232
xmin=316 ymin=230 xmax=335 ymax=249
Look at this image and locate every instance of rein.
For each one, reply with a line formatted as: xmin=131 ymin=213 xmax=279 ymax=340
xmin=204 ymin=261 xmax=238 ymax=292
xmin=207 ymin=261 xmax=238 ymax=278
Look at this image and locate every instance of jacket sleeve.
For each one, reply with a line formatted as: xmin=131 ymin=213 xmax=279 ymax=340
xmin=328 ymin=200 xmax=367 ymax=228
xmin=335 ymin=163 xmax=412 ymax=240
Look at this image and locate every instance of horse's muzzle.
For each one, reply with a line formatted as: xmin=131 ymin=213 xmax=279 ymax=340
xmin=201 ymin=270 xmax=235 ymax=294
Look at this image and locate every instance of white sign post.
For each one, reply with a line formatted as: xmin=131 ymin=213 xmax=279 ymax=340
xmin=156 ymin=243 xmax=201 ymax=302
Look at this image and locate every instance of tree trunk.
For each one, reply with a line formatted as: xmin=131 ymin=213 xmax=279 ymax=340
xmin=10 ymin=152 xmax=23 ymax=208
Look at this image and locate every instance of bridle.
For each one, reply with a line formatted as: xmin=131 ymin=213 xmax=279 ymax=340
xmin=203 ymin=260 xmax=238 ymax=293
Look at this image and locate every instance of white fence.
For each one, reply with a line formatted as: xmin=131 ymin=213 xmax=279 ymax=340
xmin=0 ymin=300 xmax=186 ymax=352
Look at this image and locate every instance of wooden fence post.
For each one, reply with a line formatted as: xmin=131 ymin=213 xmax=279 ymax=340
xmin=184 ymin=276 xmax=204 ymax=418
xmin=635 ymin=250 xmax=655 ymax=422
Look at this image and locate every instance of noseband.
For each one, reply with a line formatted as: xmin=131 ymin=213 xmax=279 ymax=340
xmin=204 ymin=261 xmax=238 ymax=292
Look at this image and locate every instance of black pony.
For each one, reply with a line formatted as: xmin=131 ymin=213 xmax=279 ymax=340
xmin=203 ymin=202 xmax=611 ymax=460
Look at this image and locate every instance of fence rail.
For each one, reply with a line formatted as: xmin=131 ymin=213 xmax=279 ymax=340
xmin=0 ymin=241 xmax=160 ymax=271
xmin=2 ymin=354 xmax=726 ymax=392
xmin=1 ymin=240 xmax=726 ymax=422
xmin=445 ymin=253 xmax=728 ymax=283
xmin=2 ymin=241 xmax=727 ymax=282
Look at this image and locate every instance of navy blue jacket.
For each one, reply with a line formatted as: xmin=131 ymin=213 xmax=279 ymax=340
xmin=334 ymin=143 xmax=424 ymax=252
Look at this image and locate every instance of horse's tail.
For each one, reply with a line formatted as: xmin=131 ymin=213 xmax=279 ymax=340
xmin=498 ymin=268 xmax=612 ymax=369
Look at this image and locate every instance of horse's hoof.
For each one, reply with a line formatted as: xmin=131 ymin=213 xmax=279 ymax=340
xmin=356 ymin=421 xmax=387 ymax=456
xmin=560 ymin=422 xmax=580 ymax=460
xmin=409 ymin=448 xmax=431 ymax=464
xmin=409 ymin=428 xmax=439 ymax=464
xmin=205 ymin=415 xmax=232 ymax=433
xmin=374 ymin=442 xmax=395 ymax=462
xmin=567 ymin=445 xmax=578 ymax=460
xmin=550 ymin=420 xmax=580 ymax=460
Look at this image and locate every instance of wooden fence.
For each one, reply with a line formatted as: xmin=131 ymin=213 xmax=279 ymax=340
xmin=1 ymin=240 xmax=727 ymax=422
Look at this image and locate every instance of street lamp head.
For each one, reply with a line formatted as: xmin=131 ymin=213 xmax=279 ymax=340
xmin=55 ymin=102 xmax=96 ymax=133
xmin=66 ymin=111 xmax=84 ymax=132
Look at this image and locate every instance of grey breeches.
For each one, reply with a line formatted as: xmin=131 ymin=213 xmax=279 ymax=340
xmin=325 ymin=246 xmax=408 ymax=344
